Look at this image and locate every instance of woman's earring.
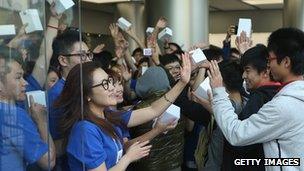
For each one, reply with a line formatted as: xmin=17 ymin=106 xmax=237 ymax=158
xmin=88 ymin=98 xmax=91 ymax=102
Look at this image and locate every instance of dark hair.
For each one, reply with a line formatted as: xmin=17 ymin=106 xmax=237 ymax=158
xmin=0 ymin=46 xmax=24 ymax=80
xmin=48 ymin=65 xmax=61 ymax=78
xmin=93 ymin=50 xmax=113 ymax=70
xmin=203 ymin=45 xmax=223 ymax=61
xmin=51 ymin=29 xmax=86 ymax=66
xmin=168 ymin=42 xmax=182 ymax=52
xmin=106 ymin=68 xmax=124 ymax=85
xmin=268 ymin=27 xmax=304 ymax=75
xmin=231 ymin=48 xmax=240 ymax=55
xmin=173 ymin=49 xmax=185 ymax=56
xmin=55 ymin=62 xmax=123 ymax=143
xmin=159 ymin=54 xmax=181 ymax=66
xmin=132 ymin=47 xmax=143 ymax=56
xmin=219 ymin=60 xmax=243 ymax=92
xmin=240 ymin=44 xmax=269 ymax=74
xmin=137 ymin=57 xmax=150 ymax=67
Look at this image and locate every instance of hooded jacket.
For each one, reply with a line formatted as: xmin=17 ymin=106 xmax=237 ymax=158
xmin=212 ymin=80 xmax=304 ymax=171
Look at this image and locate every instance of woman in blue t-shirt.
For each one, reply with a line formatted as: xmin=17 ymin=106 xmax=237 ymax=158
xmin=55 ymin=54 xmax=191 ymax=171
xmin=106 ymin=69 xmax=178 ymax=149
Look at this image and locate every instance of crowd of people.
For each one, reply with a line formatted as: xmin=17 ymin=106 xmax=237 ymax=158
xmin=1 ymin=3 xmax=304 ymax=171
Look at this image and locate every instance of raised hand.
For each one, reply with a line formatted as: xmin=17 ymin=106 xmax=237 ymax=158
xmin=125 ymin=27 xmax=135 ymax=36
xmin=227 ymin=25 xmax=236 ymax=37
xmin=28 ymin=95 xmax=47 ymax=124
xmin=93 ymin=44 xmax=105 ymax=54
xmin=50 ymin=2 xmax=62 ymax=20
xmin=180 ymin=52 xmax=191 ymax=84
xmin=154 ymin=118 xmax=177 ymax=133
xmin=109 ymin=23 xmax=119 ymax=39
xmin=207 ymin=60 xmax=223 ymax=88
xmin=156 ymin=17 xmax=167 ymax=29
xmin=125 ymin=141 xmax=152 ymax=162
xmin=115 ymin=46 xmax=124 ymax=59
xmin=191 ymin=90 xmax=213 ymax=113
xmin=235 ymin=31 xmax=252 ymax=55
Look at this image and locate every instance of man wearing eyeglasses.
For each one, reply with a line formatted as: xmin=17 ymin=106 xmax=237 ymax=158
xmin=48 ymin=29 xmax=92 ymax=170
xmin=207 ymin=28 xmax=304 ymax=171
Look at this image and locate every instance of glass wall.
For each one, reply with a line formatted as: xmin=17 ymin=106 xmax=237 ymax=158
xmin=0 ymin=0 xmax=82 ymax=170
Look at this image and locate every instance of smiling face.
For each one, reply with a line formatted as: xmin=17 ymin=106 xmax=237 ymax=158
xmin=164 ymin=61 xmax=181 ymax=81
xmin=242 ymin=65 xmax=264 ymax=90
xmin=89 ymin=68 xmax=117 ymax=109
xmin=114 ymin=81 xmax=124 ymax=104
xmin=0 ymin=61 xmax=28 ymax=102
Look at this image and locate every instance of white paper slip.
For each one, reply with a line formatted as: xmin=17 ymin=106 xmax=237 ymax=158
xmin=0 ymin=25 xmax=16 ymax=36
xmin=19 ymin=9 xmax=43 ymax=33
xmin=146 ymin=27 xmax=154 ymax=35
xmin=158 ymin=27 xmax=173 ymax=41
xmin=190 ymin=48 xmax=207 ymax=64
xmin=26 ymin=90 xmax=46 ymax=107
xmin=237 ymin=18 xmax=252 ymax=37
xmin=194 ymin=77 xmax=211 ymax=99
xmin=159 ymin=104 xmax=180 ymax=124
xmin=117 ymin=17 xmax=132 ymax=30
xmin=52 ymin=0 xmax=75 ymax=14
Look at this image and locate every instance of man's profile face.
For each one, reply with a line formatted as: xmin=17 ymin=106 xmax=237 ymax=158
xmin=242 ymin=65 xmax=264 ymax=90
xmin=268 ymin=51 xmax=285 ymax=82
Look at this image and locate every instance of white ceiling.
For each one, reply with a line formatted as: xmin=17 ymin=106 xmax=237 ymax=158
xmin=209 ymin=0 xmax=283 ymax=11
xmin=81 ymin=0 xmax=283 ymax=12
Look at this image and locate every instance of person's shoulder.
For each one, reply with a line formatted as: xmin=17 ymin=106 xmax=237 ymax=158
xmin=71 ymin=120 xmax=104 ymax=135
xmin=48 ymin=78 xmax=65 ymax=94
xmin=73 ymin=120 xmax=98 ymax=129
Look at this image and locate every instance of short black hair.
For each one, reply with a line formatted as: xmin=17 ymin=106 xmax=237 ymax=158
xmin=219 ymin=60 xmax=243 ymax=92
xmin=240 ymin=44 xmax=269 ymax=74
xmin=0 ymin=45 xmax=24 ymax=79
xmin=203 ymin=45 xmax=223 ymax=61
xmin=168 ymin=42 xmax=182 ymax=52
xmin=132 ymin=47 xmax=143 ymax=56
xmin=51 ymin=29 xmax=86 ymax=66
xmin=137 ymin=57 xmax=150 ymax=67
xmin=93 ymin=50 xmax=113 ymax=70
xmin=268 ymin=27 xmax=304 ymax=75
xmin=159 ymin=54 xmax=181 ymax=66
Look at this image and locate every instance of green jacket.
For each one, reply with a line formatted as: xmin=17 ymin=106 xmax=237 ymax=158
xmin=130 ymin=91 xmax=185 ymax=171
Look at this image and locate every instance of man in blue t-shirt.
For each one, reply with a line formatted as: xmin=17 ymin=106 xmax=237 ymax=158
xmin=0 ymin=46 xmax=56 ymax=170
xmin=48 ymin=30 xmax=92 ymax=169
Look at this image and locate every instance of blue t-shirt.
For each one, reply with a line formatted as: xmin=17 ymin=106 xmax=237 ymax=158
xmin=0 ymin=102 xmax=48 ymax=171
xmin=26 ymin=74 xmax=43 ymax=92
xmin=47 ymin=78 xmax=65 ymax=139
xmin=67 ymin=110 xmax=132 ymax=171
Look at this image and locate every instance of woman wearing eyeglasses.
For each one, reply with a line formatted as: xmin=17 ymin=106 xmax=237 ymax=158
xmin=55 ymin=53 xmax=191 ymax=171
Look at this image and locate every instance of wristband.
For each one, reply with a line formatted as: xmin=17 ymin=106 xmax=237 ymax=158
xmin=164 ymin=94 xmax=173 ymax=104
xmin=47 ymin=25 xmax=58 ymax=30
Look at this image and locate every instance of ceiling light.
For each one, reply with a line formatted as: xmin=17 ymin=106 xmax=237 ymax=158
xmin=82 ymin=0 xmax=131 ymax=4
xmin=242 ymin=0 xmax=283 ymax=5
